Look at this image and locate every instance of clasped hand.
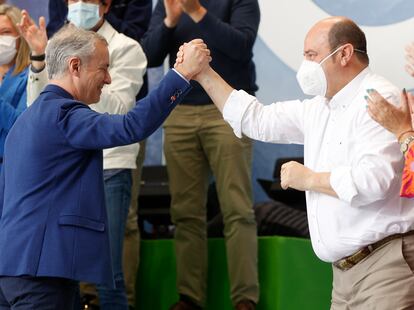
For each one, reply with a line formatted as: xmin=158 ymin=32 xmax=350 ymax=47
xmin=174 ymin=39 xmax=211 ymax=80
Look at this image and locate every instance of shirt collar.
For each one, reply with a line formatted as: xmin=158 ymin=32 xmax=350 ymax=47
xmin=97 ymin=20 xmax=116 ymax=42
xmin=41 ymin=84 xmax=74 ymax=100
xmin=328 ymin=66 xmax=371 ymax=110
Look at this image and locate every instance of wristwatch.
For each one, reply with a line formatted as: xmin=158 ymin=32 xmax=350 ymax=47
xmin=400 ymin=135 xmax=414 ymax=155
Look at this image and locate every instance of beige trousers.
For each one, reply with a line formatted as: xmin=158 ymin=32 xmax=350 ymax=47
xmin=164 ymin=104 xmax=259 ymax=307
xmin=331 ymin=234 xmax=414 ymax=310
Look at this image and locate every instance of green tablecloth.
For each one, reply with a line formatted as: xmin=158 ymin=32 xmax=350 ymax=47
xmin=136 ymin=236 xmax=332 ymax=309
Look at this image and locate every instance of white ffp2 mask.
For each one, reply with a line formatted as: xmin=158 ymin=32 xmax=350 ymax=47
xmin=296 ymin=45 xmax=344 ymax=97
xmin=0 ymin=35 xmax=17 ymax=65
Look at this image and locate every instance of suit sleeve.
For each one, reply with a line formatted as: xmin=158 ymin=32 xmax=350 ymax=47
xmin=0 ymin=161 xmax=4 ymax=219
xmin=58 ymin=70 xmax=191 ymax=149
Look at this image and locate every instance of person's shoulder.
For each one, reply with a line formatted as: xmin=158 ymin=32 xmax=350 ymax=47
xmin=363 ymin=70 xmax=399 ymax=97
xmin=39 ymin=88 xmax=88 ymax=111
xmin=17 ymin=65 xmax=30 ymax=78
xmin=103 ymin=20 xmax=140 ymax=48
xmin=104 ymin=23 xmax=144 ymax=61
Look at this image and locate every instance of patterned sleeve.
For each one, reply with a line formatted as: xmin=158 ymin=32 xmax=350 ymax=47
xmin=401 ymin=145 xmax=414 ymax=197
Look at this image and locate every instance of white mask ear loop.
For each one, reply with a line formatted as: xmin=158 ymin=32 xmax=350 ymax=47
xmin=319 ymin=45 xmax=344 ymax=65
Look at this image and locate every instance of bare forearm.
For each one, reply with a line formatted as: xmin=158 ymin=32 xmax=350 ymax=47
xmin=309 ymin=172 xmax=338 ymax=197
xmin=195 ymin=67 xmax=234 ymax=112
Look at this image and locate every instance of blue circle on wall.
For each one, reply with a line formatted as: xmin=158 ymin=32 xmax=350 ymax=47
xmin=312 ymin=0 xmax=414 ymax=26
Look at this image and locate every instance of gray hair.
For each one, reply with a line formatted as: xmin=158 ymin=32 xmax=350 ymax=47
xmin=45 ymin=25 xmax=108 ymax=80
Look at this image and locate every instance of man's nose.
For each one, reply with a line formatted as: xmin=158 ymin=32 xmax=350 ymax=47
xmin=105 ymin=72 xmax=111 ymax=85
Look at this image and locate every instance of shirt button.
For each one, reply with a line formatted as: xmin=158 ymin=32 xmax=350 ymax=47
xmin=389 ymin=224 xmax=400 ymax=233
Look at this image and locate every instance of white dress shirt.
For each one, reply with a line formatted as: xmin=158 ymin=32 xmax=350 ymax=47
xmin=27 ymin=21 xmax=147 ymax=170
xmin=223 ymin=67 xmax=414 ymax=262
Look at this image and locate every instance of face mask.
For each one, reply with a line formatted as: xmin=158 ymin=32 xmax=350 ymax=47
xmin=67 ymin=2 xmax=101 ymax=30
xmin=0 ymin=35 xmax=17 ymax=65
xmin=296 ymin=45 xmax=344 ymax=97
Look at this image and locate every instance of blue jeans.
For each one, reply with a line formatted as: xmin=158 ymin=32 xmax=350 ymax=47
xmin=97 ymin=169 xmax=132 ymax=310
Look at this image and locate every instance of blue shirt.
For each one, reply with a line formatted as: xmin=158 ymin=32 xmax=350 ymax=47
xmin=0 ymin=66 xmax=29 ymax=166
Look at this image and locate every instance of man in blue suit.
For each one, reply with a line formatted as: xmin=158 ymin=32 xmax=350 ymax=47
xmin=0 ymin=25 xmax=210 ymax=309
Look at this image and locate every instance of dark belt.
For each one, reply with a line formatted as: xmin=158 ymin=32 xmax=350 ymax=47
xmin=333 ymin=230 xmax=414 ymax=271
xmin=0 ymin=157 xmax=2 ymax=164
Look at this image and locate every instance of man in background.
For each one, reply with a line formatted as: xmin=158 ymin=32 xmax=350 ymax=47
xmin=142 ymin=1 xmax=260 ymax=309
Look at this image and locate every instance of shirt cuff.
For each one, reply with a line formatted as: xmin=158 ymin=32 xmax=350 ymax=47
xmin=330 ymin=166 xmax=358 ymax=204
xmin=222 ymin=89 xmax=256 ymax=138
xmin=30 ymin=64 xmax=45 ymax=74
xmin=172 ymin=68 xmax=190 ymax=84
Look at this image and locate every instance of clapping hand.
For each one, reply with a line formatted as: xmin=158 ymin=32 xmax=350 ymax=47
xmin=16 ymin=10 xmax=47 ymax=56
xmin=164 ymin=0 xmax=206 ymax=27
xmin=366 ymin=89 xmax=414 ymax=139
xmin=164 ymin=0 xmax=183 ymax=28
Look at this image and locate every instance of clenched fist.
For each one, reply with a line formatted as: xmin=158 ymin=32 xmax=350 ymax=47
xmin=280 ymin=161 xmax=313 ymax=191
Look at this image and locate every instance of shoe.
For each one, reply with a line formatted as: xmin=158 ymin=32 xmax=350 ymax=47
xmin=235 ymin=300 xmax=256 ymax=310
xmin=80 ymin=294 xmax=100 ymax=310
xmin=169 ymin=300 xmax=201 ymax=310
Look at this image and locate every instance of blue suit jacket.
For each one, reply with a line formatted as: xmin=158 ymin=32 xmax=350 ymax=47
xmin=0 ymin=70 xmax=190 ymax=286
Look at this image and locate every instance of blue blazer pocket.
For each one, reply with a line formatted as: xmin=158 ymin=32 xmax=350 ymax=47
xmin=59 ymin=215 xmax=105 ymax=232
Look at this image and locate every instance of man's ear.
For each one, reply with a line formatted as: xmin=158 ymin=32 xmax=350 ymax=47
xmin=102 ymin=0 xmax=112 ymax=15
xmin=340 ymin=44 xmax=353 ymax=66
xmin=68 ymin=57 xmax=81 ymax=77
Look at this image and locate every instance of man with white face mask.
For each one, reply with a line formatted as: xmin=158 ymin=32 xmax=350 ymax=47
xmin=19 ymin=1 xmax=147 ymax=309
xmin=179 ymin=16 xmax=414 ymax=309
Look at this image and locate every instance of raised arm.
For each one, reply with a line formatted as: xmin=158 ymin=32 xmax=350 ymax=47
xmin=62 ymin=39 xmax=211 ymax=149
xmin=17 ymin=10 xmax=47 ymax=73
xmin=17 ymin=10 xmax=48 ymax=105
xmin=193 ymin=65 xmax=234 ymax=112
xmin=141 ymin=0 xmax=182 ymax=67
xmin=180 ymin=0 xmax=260 ymax=62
